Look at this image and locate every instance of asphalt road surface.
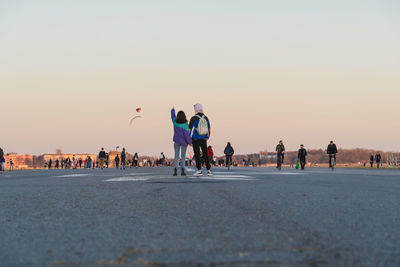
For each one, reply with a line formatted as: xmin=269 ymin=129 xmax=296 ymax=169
xmin=0 ymin=167 xmax=399 ymax=266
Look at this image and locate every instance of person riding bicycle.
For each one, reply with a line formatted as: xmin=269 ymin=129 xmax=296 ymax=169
xmin=224 ymin=142 xmax=234 ymax=168
xmin=327 ymin=141 xmax=338 ymax=168
xmin=276 ymin=140 xmax=285 ymax=169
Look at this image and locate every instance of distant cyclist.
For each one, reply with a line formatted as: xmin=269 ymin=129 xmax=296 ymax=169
xmin=327 ymin=141 xmax=338 ymax=168
xmin=276 ymin=140 xmax=285 ymax=170
xmin=224 ymin=142 xmax=235 ymax=169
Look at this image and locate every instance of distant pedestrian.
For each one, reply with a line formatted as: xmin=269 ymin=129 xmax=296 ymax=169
xmin=72 ymin=155 xmax=76 ymax=169
xmin=115 ymin=154 xmax=120 ymax=169
xmin=276 ymin=140 xmax=285 ymax=170
xmin=121 ymin=148 xmax=126 ymax=170
xmin=160 ymin=152 xmax=166 ymax=167
xmin=298 ymin=144 xmax=307 ymax=170
xmin=370 ymin=155 xmax=374 ymax=168
xmin=189 ymin=103 xmax=212 ymax=176
xmin=9 ymin=159 xmax=14 ymax=171
xmin=48 ymin=159 xmax=53 ymax=169
xmin=55 ymin=159 xmax=59 ymax=169
xmin=171 ymin=107 xmax=192 ymax=176
xmin=375 ymin=153 xmax=381 ymax=168
xmin=0 ymin=147 xmax=4 ymax=174
xmin=207 ymin=146 xmax=214 ymax=165
xmin=132 ymin=153 xmax=139 ymax=168
xmin=87 ymin=156 xmax=92 ymax=169
xmin=99 ymin=148 xmax=106 ymax=170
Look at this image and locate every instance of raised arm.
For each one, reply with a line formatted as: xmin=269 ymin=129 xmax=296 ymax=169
xmin=171 ymin=108 xmax=176 ymax=121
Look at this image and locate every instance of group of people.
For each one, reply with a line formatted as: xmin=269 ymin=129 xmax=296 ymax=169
xmin=171 ymin=103 xmax=212 ymax=176
xmin=170 ymin=103 xmax=343 ymax=175
xmin=47 ymin=156 xmax=93 ymax=169
xmin=369 ymin=153 xmax=382 ymax=168
xmin=114 ymin=149 xmax=140 ymax=169
xmin=0 ymin=109 xmax=388 ymax=174
xmin=274 ymin=140 xmax=339 ymax=170
xmin=98 ymin=148 xmax=139 ymax=170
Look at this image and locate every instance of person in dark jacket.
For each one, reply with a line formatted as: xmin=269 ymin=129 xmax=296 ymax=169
xmin=121 ymin=148 xmax=127 ymax=170
xmin=370 ymin=155 xmax=374 ymax=168
xmin=171 ymin=108 xmax=192 ymax=176
xmin=327 ymin=141 xmax=338 ymax=168
xmin=224 ymin=142 xmax=235 ymax=168
xmin=99 ymin=148 xmax=106 ymax=170
xmin=375 ymin=153 xmax=381 ymax=168
xmin=189 ymin=103 xmax=212 ymax=176
xmin=276 ymin=140 xmax=285 ymax=170
xmin=298 ymin=144 xmax=307 ymax=170
xmin=115 ymin=154 xmax=120 ymax=169
xmin=132 ymin=153 xmax=139 ymax=168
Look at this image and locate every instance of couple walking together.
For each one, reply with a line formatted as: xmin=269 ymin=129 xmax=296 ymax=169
xmin=171 ymin=103 xmax=211 ymax=177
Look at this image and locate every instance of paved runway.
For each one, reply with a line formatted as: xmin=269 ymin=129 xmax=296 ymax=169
xmin=0 ymin=167 xmax=399 ymax=266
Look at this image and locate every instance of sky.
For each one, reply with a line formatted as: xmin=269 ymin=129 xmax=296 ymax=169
xmin=0 ymin=0 xmax=399 ymax=157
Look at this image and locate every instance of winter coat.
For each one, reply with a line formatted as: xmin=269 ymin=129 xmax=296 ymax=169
xmin=208 ymin=148 xmax=214 ymax=158
xmin=298 ymin=148 xmax=307 ymax=159
xmin=171 ymin=109 xmax=192 ymax=147
xmin=276 ymin=144 xmax=285 ymax=154
xmin=327 ymin=144 xmax=338 ymax=154
xmin=99 ymin=151 xmax=106 ymax=159
xmin=189 ymin=113 xmax=211 ymax=140
xmin=224 ymin=145 xmax=234 ymax=156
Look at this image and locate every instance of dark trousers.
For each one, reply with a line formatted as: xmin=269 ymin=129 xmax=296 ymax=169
xmin=277 ymin=153 xmax=284 ymax=168
xmin=192 ymin=139 xmax=211 ymax=170
xmin=299 ymin=158 xmax=306 ymax=170
xmin=329 ymin=154 xmax=336 ymax=167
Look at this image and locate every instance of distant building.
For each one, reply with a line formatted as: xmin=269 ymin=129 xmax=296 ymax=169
xmin=4 ymin=153 xmax=34 ymax=169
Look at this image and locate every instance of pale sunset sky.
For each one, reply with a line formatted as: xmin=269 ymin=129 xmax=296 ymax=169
xmin=1 ymin=0 xmax=399 ymax=156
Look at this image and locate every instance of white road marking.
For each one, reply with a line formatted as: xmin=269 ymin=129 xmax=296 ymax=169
xmin=105 ymin=177 xmax=149 ymax=182
xmin=212 ymin=172 xmax=240 ymax=175
xmin=121 ymin=173 xmax=151 ymax=176
xmin=188 ymin=174 xmax=257 ymax=181
xmin=196 ymin=176 xmax=257 ymax=181
xmin=246 ymin=172 xmax=305 ymax=175
xmin=212 ymin=175 xmax=252 ymax=178
xmin=55 ymin=174 xmax=92 ymax=178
